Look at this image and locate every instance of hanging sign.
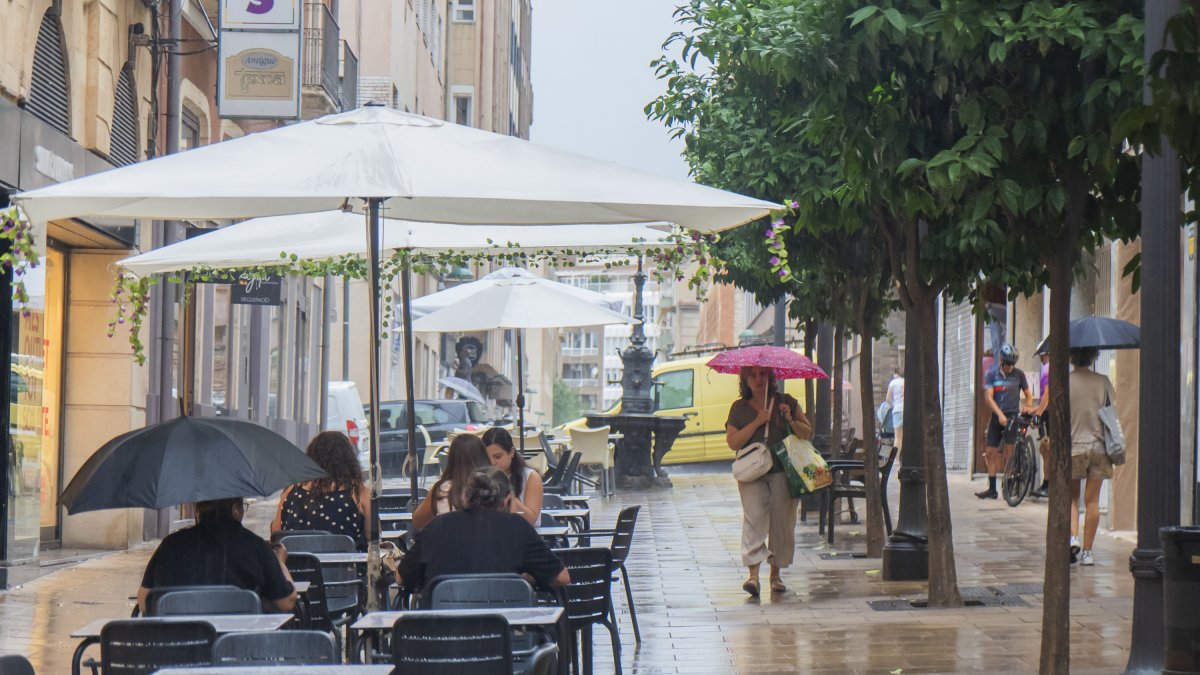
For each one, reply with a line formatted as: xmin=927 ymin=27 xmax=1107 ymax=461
xmin=217 ymin=30 xmax=301 ymax=119
xmin=220 ymin=0 xmax=301 ymax=31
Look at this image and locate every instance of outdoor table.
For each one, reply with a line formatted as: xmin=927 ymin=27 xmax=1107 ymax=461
xmin=312 ymin=552 xmax=368 ymax=564
xmin=543 ymin=507 xmax=590 ymax=532
xmin=560 ymin=495 xmax=589 ymax=504
xmin=293 ymin=580 xmax=310 ymax=593
xmin=379 ymin=512 xmax=413 ymax=522
xmin=71 ymin=614 xmax=292 ymax=675
xmin=154 ymin=662 xmax=393 ymax=667
xmin=349 ymin=606 xmax=564 ymax=664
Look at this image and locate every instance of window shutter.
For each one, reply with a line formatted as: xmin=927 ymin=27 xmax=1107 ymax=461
xmin=110 ymin=67 xmax=138 ymax=166
xmin=27 ymin=10 xmax=70 ymax=136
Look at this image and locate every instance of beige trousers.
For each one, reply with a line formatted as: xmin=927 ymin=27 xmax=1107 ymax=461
xmin=737 ymin=470 xmax=800 ymax=567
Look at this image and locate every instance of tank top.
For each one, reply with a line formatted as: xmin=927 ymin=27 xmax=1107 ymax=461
xmin=280 ymin=483 xmax=366 ymax=549
xmin=518 ymin=466 xmax=536 ymax=502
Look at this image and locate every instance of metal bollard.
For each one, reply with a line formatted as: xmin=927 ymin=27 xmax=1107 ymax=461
xmin=1162 ymin=526 xmax=1200 ymax=674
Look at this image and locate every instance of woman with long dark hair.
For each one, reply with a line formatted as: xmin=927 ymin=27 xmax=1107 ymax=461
xmin=411 ymin=434 xmax=490 ymax=530
xmin=482 ymin=427 xmax=544 ymax=525
xmin=272 ymin=431 xmax=370 ymax=549
xmin=725 ymin=365 xmax=812 ymax=596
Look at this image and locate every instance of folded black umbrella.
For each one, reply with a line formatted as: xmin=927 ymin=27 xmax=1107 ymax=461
xmin=60 ymin=416 xmax=327 ymax=514
xmin=1034 ymin=316 xmax=1140 ymax=355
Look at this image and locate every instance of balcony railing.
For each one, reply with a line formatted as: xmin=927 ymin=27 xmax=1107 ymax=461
xmin=562 ymin=346 xmax=599 ymax=357
xmin=303 ymin=1 xmax=340 ymax=107
xmin=341 ymin=40 xmax=358 ymax=110
xmin=561 ymin=377 xmax=600 ymax=388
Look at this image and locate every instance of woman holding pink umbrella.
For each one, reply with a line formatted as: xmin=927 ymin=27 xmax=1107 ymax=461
xmin=715 ymin=346 xmax=821 ymax=597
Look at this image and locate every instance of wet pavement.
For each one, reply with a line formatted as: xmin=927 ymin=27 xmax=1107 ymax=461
xmin=0 ymin=471 xmax=1133 ymax=674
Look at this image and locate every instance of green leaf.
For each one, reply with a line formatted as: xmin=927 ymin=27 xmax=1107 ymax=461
xmin=897 ymin=158 xmax=925 ymax=175
xmin=848 ymin=6 xmax=880 ymax=27
xmin=1067 ymin=136 xmax=1085 ymax=158
xmin=882 ymin=8 xmax=906 ymax=33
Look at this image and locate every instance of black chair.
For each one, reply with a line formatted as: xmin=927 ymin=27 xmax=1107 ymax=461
xmin=562 ymin=506 xmax=641 ymax=644
xmin=138 ymin=584 xmax=242 ymax=617
xmin=270 ymin=529 xmax=330 ymax=544
xmin=392 ymin=613 xmax=513 ymax=674
xmin=554 ymin=547 xmax=621 ymax=675
xmin=280 ymin=534 xmax=364 ymax=617
xmin=427 ymin=574 xmax=535 ymax=610
xmin=285 ymin=552 xmax=352 ymax=654
xmin=380 ymin=492 xmax=425 ymax=512
xmin=543 ymin=453 xmax=582 ymax=495
xmin=211 ymin=630 xmax=338 ymax=665
xmin=528 ymin=645 xmax=559 ymax=675
xmin=821 ymin=441 xmax=899 ymax=545
xmin=154 ymin=588 xmax=262 ymax=616
xmin=95 ymin=619 xmax=215 ymax=674
xmin=0 ymin=654 xmax=35 ymax=675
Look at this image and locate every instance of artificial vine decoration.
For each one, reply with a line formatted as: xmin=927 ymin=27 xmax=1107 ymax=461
xmin=765 ymin=202 xmax=799 ymax=283
xmin=0 ymin=207 xmax=40 ymax=314
xmin=107 ymin=233 xmax=714 ymax=363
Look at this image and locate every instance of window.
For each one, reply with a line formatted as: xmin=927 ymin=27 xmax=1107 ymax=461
xmin=181 ymin=107 xmax=201 ymax=152
xmin=452 ymin=0 xmax=475 ymax=22
xmin=655 ymin=369 xmax=694 ymax=410
xmin=454 ymin=93 xmax=473 ymax=126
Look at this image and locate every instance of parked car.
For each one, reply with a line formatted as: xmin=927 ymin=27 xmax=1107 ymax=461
xmin=327 ymin=381 xmax=371 ymax=470
xmin=374 ymin=399 xmax=490 ymax=476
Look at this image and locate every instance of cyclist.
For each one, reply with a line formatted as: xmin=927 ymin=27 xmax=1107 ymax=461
xmin=976 ymin=343 xmax=1033 ymax=499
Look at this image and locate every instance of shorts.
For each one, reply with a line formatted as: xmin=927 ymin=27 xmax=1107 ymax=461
xmin=1071 ymin=442 xmax=1113 ymax=480
xmin=986 ymin=415 xmax=1018 ymax=448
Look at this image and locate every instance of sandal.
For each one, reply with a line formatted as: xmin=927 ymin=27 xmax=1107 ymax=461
xmin=770 ymin=577 xmax=786 ymax=593
xmin=742 ymin=578 xmax=760 ymax=597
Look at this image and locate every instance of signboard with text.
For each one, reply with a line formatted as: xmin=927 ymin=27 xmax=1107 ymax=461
xmin=220 ymin=0 xmax=301 ymax=30
xmin=217 ymin=30 xmax=301 ymax=119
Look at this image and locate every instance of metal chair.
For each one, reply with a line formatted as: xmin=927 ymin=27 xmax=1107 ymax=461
xmin=392 ymin=613 xmax=514 ymax=674
xmin=426 ymin=574 xmax=535 ymax=610
xmin=95 ymin=619 xmax=215 ymax=674
xmin=280 ymin=534 xmax=364 ymax=618
xmin=285 ymin=552 xmax=352 ymax=654
xmin=0 ymin=654 xmax=35 ymax=675
xmin=528 ymin=645 xmax=559 ymax=675
xmin=138 ymin=584 xmax=242 ymax=617
xmin=270 ymin=529 xmax=330 ymax=544
xmin=554 ymin=547 xmax=621 ymax=675
xmin=154 ymin=588 xmax=261 ymax=616
xmin=211 ymin=629 xmax=338 ymax=665
xmin=821 ymin=441 xmax=899 ymax=545
xmin=568 ymin=427 xmax=614 ymax=497
xmin=543 ymin=452 xmax=582 ymax=495
xmin=562 ymin=506 xmax=641 ymax=644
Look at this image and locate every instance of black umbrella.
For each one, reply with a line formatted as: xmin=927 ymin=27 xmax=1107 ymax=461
xmin=1034 ymin=316 xmax=1141 ymax=355
xmin=60 ymin=417 xmax=327 ymax=515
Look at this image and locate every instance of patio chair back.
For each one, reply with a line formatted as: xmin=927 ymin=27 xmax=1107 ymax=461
xmin=568 ymin=426 xmax=612 ymax=470
xmin=553 ymin=546 xmax=622 ymax=673
xmin=427 ymin=574 xmax=534 ymax=610
xmin=284 ymin=552 xmax=336 ymax=631
xmin=0 ymin=654 xmax=35 ymax=675
xmin=269 ymin=529 xmax=330 ymax=544
xmin=543 ymin=452 xmax=581 ymax=494
xmin=280 ymin=534 xmax=362 ymax=615
xmin=100 ymin=619 xmax=215 ymax=674
xmin=211 ymin=630 xmax=337 ymax=665
xmin=540 ymin=493 xmax=566 ymax=509
xmin=140 ymin=585 xmax=241 ymax=617
xmin=609 ymin=506 xmax=640 ymax=567
xmin=391 ymin=613 xmax=514 ymax=674
xmin=277 ymin=533 xmax=357 ymax=553
xmin=154 ymin=588 xmax=261 ymax=616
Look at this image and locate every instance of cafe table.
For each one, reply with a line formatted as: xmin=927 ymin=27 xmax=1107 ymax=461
xmin=154 ymin=662 xmax=393 ymax=667
xmin=348 ymin=606 xmax=564 ymax=664
xmin=71 ymin=614 xmax=292 ymax=675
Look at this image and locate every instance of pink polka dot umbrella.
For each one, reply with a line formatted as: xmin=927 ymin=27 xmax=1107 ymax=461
xmin=706 ymin=345 xmax=828 ymax=380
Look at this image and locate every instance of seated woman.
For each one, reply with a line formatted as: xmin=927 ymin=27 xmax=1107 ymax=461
xmin=482 ymin=427 xmax=544 ymax=525
xmin=399 ymin=467 xmax=570 ymax=591
xmin=272 ymin=431 xmax=370 ymax=550
xmin=410 ymin=434 xmax=490 ymax=530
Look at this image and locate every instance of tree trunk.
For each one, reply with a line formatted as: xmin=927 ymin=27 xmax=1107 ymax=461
xmin=913 ymin=290 xmax=963 ymax=607
xmin=832 ymin=323 xmax=845 ymax=457
xmin=857 ymin=320 xmax=885 ymax=557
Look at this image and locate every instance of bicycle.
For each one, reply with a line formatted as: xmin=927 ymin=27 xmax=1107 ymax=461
xmin=1002 ymin=413 xmax=1039 ymax=507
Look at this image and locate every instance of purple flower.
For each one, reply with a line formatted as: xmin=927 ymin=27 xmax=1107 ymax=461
xmin=778 ymin=269 xmax=788 ymax=277
xmin=790 ymin=201 xmax=799 ymax=209
xmin=770 ymin=256 xmax=780 ymax=266
xmin=773 ymin=218 xmax=785 ymax=227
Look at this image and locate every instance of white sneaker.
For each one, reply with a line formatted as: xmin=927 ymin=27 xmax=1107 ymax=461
xmin=1080 ymin=550 xmax=1094 ymax=566
xmin=1069 ymin=536 xmax=1081 ymax=564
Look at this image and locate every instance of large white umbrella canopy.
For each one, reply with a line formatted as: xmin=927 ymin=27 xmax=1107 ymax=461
xmin=408 ymin=266 xmax=622 ymax=318
xmin=410 ymin=275 xmax=635 ymax=446
xmin=117 ymin=211 xmax=674 ymax=277
xmin=13 ymin=106 xmax=778 ymax=232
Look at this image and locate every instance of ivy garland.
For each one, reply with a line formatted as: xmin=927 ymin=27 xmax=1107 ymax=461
xmin=0 ymin=206 xmax=40 ymax=315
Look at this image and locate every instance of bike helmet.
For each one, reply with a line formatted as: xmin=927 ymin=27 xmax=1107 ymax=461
xmin=998 ymin=343 xmax=1019 ymax=366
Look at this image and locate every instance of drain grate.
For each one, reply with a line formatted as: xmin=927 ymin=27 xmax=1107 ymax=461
xmin=867 ymin=595 xmax=1030 ymax=611
xmin=990 ymin=582 xmax=1044 ymax=596
xmin=818 ymin=552 xmax=868 ymax=560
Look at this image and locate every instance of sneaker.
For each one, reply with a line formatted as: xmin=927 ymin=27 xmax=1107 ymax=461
xmin=1079 ymin=550 xmax=1094 ymax=566
xmin=1031 ymin=484 xmax=1048 ymax=498
xmin=975 ymin=488 xmax=998 ymax=499
xmin=1070 ymin=536 xmax=1081 ymax=564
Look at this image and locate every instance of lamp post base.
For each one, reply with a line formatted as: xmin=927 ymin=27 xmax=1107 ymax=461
xmin=882 ymin=535 xmax=929 ymax=581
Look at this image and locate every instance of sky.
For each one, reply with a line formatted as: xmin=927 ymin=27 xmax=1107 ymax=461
xmin=530 ymin=0 xmax=692 ymax=181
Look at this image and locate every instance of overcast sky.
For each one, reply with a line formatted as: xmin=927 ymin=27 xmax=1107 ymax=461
xmin=530 ymin=1 xmax=691 ymax=181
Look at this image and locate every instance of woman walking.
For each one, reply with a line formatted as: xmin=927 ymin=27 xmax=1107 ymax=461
xmin=1068 ymin=347 xmax=1115 ymax=566
xmin=726 ymin=365 xmax=812 ymax=596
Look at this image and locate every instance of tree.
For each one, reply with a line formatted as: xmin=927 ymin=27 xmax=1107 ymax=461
xmin=552 ymin=377 xmax=582 ymax=426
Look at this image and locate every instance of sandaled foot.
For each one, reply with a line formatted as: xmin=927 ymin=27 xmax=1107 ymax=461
xmin=769 ymin=577 xmax=786 ymax=593
xmin=742 ymin=578 xmax=760 ymax=597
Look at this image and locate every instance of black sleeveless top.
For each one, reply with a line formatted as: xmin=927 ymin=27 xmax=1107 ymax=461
xmin=280 ymin=484 xmax=366 ymax=550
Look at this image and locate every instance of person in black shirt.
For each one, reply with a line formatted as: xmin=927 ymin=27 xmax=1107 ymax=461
xmin=399 ymin=467 xmax=570 ymax=592
xmin=976 ymin=344 xmax=1033 ymax=499
xmin=138 ymin=498 xmax=297 ymax=614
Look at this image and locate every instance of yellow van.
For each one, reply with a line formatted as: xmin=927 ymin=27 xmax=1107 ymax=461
xmin=568 ymin=353 xmax=809 ymax=465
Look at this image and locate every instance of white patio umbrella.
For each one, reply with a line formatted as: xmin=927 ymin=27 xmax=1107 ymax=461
xmin=408 ymin=266 xmax=621 ymax=318
xmin=13 ymin=104 xmax=779 ymax=608
xmin=411 ymin=275 xmax=635 ymax=449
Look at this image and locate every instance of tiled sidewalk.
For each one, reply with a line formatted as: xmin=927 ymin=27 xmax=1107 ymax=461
xmin=0 ymin=471 xmax=1133 ymax=674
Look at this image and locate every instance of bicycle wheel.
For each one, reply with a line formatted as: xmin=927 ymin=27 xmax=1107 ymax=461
xmin=1003 ymin=439 xmax=1034 ymax=507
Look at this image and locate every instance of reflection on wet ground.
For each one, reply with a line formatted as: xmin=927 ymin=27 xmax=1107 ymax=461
xmin=0 ymin=472 xmax=1132 ymax=673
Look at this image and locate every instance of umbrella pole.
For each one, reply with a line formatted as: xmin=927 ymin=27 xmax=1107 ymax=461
xmin=402 ymin=262 xmax=419 ymax=507
xmin=517 ymin=331 xmax=525 ymax=453
xmin=364 ymin=199 xmax=384 ymax=611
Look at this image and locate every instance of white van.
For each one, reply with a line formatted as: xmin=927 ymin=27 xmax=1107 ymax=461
xmin=327 ymin=381 xmax=371 ymax=470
